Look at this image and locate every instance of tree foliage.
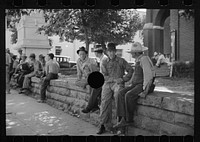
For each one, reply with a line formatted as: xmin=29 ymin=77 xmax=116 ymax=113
xmin=179 ymin=9 xmax=194 ymax=20
xmin=6 ymin=9 xmax=143 ymax=52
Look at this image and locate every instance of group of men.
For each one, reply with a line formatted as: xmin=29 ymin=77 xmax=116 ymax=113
xmin=5 ymin=48 xmax=60 ymax=103
xmin=75 ymin=42 xmax=156 ymax=135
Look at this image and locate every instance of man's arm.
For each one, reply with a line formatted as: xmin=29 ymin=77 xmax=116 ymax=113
xmin=76 ymin=60 xmax=82 ymax=80
xmin=122 ymin=59 xmax=134 ymax=82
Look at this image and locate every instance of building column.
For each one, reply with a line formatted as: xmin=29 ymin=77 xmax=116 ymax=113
xmin=153 ymin=26 xmax=164 ymax=54
xmin=143 ymin=23 xmax=154 ymax=57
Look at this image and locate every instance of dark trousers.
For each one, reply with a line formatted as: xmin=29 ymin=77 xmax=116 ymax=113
xmin=40 ymin=73 xmax=58 ymax=100
xmin=17 ymin=71 xmax=30 ymax=88
xmin=86 ymin=87 xmax=102 ymax=110
xmin=116 ymin=83 xmax=143 ymax=122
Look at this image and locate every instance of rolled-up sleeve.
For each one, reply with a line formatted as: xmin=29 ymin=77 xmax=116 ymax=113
xmin=122 ymin=59 xmax=133 ymax=82
xmin=76 ymin=60 xmax=82 ymax=80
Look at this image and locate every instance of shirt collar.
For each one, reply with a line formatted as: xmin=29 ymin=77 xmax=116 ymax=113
xmin=135 ymin=54 xmax=144 ymax=62
xmin=79 ymin=56 xmax=88 ymax=63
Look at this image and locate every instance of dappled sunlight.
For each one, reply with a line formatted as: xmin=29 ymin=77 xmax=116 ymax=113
xmin=155 ymin=86 xmax=174 ymax=93
xmin=31 ymin=111 xmax=63 ymax=127
xmin=177 ymin=97 xmax=194 ymax=103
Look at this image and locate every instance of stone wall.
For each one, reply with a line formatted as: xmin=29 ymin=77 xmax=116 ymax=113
xmin=30 ymin=77 xmax=194 ymax=136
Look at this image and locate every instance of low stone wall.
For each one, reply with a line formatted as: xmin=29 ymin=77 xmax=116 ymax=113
xmin=30 ymin=77 xmax=194 ymax=136
xmin=59 ymin=68 xmax=77 ymax=76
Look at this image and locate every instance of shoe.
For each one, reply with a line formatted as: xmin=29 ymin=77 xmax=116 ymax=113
xmin=81 ymin=108 xmax=91 ymax=113
xmin=113 ymin=120 xmax=129 ymax=128
xmin=96 ymin=125 xmax=106 ymax=135
xmin=37 ymin=100 xmax=45 ymax=103
xmin=90 ymin=107 xmax=99 ymax=113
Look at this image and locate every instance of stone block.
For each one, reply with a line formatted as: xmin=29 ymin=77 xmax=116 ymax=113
xmin=46 ymin=91 xmax=67 ymax=104
xmin=174 ymin=113 xmax=194 ymax=127
xmin=70 ymin=90 xmax=78 ymax=98
xmin=133 ymin=115 xmax=161 ymax=134
xmin=47 ymin=86 xmax=70 ymax=97
xmin=160 ymin=121 xmax=194 ymax=136
xmin=137 ymin=94 xmax=163 ymax=108
xmin=31 ymin=77 xmax=41 ymax=83
xmin=161 ymin=97 xmax=194 ymax=115
xmin=73 ymin=98 xmax=87 ymax=109
xmin=76 ymin=92 xmax=88 ymax=101
xmin=127 ymin=127 xmax=159 ymax=136
xmin=137 ymin=105 xmax=175 ymax=123
xmin=50 ymin=79 xmax=90 ymax=94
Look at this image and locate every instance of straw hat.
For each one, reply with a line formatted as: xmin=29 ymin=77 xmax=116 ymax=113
xmin=127 ymin=42 xmax=148 ymax=53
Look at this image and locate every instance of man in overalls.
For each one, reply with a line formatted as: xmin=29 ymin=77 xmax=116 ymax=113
xmin=113 ymin=42 xmax=155 ymax=129
xmin=97 ymin=43 xmax=133 ymax=134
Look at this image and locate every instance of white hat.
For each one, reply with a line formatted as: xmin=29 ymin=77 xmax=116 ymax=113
xmin=154 ymin=52 xmax=158 ymax=56
xmin=127 ymin=42 xmax=148 ymax=53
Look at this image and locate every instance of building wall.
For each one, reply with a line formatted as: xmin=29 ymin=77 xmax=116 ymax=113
xmin=163 ymin=16 xmax=171 ymax=54
xmin=179 ymin=16 xmax=194 ymax=62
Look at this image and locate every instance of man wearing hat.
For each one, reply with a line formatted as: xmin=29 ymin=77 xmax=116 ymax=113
xmin=75 ymin=46 xmax=98 ymax=88
xmin=97 ymin=43 xmax=133 ymax=134
xmin=19 ymin=53 xmax=42 ymax=94
xmin=38 ymin=53 xmax=60 ymax=103
xmin=113 ymin=42 xmax=155 ymax=130
xmin=81 ymin=45 xmax=108 ymax=113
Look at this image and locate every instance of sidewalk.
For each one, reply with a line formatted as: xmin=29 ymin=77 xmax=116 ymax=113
xmin=6 ymin=89 xmax=112 ymax=136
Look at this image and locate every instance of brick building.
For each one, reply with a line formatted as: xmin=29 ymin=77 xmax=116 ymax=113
xmin=143 ymin=9 xmax=194 ymax=62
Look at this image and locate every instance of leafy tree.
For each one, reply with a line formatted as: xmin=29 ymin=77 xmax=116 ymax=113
xmin=6 ymin=9 xmax=143 ymax=54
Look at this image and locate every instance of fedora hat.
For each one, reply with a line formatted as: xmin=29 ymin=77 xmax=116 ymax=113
xmin=127 ymin=42 xmax=148 ymax=53
xmin=39 ymin=54 xmax=45 ymax=58
xmin=77 ymin=46 xmax=88 ymax=54
xmin=107 ymin=43 xmax=116 ymax=51
xmin=94 ymin=44 xmax=103 ymax=52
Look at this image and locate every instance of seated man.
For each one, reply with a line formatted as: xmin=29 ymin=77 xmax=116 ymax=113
xmin=113 ymin=42 xmax=155 ymax=129
xmin=19 ymin=53 xmax=42 ymax=94
xmin=75 ymin=46 xmax=100 ymax=113
xmin=38 ymin=53 xmax=60 ymax=103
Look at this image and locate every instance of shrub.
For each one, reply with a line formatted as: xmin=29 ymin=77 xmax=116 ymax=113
xmin=172 ymin=61 xmax=194 ymax=78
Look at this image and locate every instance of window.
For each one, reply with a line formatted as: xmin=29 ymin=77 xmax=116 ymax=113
xmin=55 ymin=46 xmax=62 ymax=55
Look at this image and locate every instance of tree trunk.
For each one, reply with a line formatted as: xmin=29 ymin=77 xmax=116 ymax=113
xmin=85 ymin=28 xmax=90 ymax=55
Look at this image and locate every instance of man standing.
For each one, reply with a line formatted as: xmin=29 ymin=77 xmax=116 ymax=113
xmin=38 ymin=53 xmax=60 ymax=103
xmin=6 ymin=49 xmax=11 ymax=94
xmin=81 ymin=45 xmax=108 ymax=113
xmin=113 ymin=42 xmax=155 ymax=129
xmin=97 ymin=43 xmax=133 ymax=134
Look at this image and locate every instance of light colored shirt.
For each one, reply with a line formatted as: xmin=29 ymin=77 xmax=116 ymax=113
xmin=99 ymin=54 xmax=108 ymax=73
xmin=6 ymin=53 xmax=11 ymax=65
xmin=156 ymin=54 xmax=167 ymax=66
xmin=101 ymin=55 xmax=133 ymax=83
xmin=45 ymin=59 xmax=60 ymax=74
xmin=134 ymin=54 xmax=155 ymax=90
xmin=76 ymin=56 xmax=98 ymax=80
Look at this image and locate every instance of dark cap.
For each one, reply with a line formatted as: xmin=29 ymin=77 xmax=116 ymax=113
xmin=29 ymin=53 xmax=36 ymax=58
xmin=48 ymin=53 xmax=54 ymax=59
xmin=77 ymin=46 xmax=88 ymax=54
xmin=94 ymin=44 xmax=103 ymax=52
xmin=39 ymin=54 xmax=45 ymax=58
xmin=107 ymin=43 xmax=116 ymax=51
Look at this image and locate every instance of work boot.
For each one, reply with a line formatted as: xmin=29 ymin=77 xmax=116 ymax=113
xmin=81 ymin=108 xmax=91 ymax=113
xmin=90 ymin=106 xmax=100 ymax=113
xmin=96 ymin=125 xmax=106 ymax=135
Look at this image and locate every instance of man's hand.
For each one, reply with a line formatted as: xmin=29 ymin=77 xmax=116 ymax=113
xmin=138 ymin=92 xmax=147 ymax=98
xmin=114 ymin=78 xmax=123 ymax=84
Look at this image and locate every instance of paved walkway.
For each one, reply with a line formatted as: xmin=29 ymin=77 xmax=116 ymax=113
xmin=6 ymin=89 xmax=112 ymax=136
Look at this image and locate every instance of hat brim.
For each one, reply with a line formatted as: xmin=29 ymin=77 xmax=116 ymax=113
xmin=127 ymin=47 xmax=148 ymax=53
xmin=77 ymin=50 xmax=88 ymax=54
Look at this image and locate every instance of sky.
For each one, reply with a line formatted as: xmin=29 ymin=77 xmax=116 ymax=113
xmin=136 ymin=9 xmax=146 ymax=12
